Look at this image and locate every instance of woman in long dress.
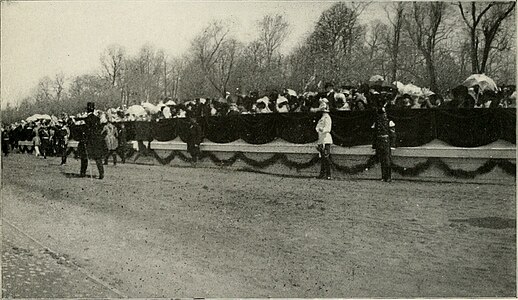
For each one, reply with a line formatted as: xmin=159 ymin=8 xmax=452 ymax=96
xmin=102 ymin=121 xmax=119 ymax=165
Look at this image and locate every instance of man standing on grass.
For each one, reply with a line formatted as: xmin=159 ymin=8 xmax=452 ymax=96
xmin=186 ymin=114 xmax=203 ymax=166
xmin=315 ymin=98 xmax=333 ymax=180
xmin=371 ymin=90 xmax=396 ymax=182
xmin=78 ymin=102 xmax=105 ymax=179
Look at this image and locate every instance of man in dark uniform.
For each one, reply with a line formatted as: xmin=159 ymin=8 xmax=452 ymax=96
xmin=118 ymin=123 xmax=127 ymax=164
xmin=79 ymin=102 xmax=105 ymax=179
xmin=1 ymin=127 xmax=10 ymax=156
xmin=186 ymin=114 xmax=203 ymax=166
xmin=371 ymin=90 xmax=396 ymax=182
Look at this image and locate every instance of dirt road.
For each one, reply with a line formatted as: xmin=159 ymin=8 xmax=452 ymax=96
xmin=2 ymin=154 xmax=515 ymax=297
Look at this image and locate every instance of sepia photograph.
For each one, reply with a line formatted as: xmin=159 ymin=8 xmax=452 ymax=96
xmin=0 ymin=0 xmax=516 ymax=298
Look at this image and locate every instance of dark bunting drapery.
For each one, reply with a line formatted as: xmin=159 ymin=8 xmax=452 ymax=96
xmin=277 ymin=112 xmax=319 ymax=144
xmin=330 ymin=111 xmax=374 ymax=147
xmin=498 ymin=109 xmax=516 ymax=144
xmin=387 ymin=110 xmax=435 ymax=147
xmin=153 ymin=119 xmax=178 ymax=142
xmin=238 ymin=114 xmax=278 ymax=144
xmin=68 ymin=108 xmax=515 ymax=148
xmin=200 ymin=115 xmax=241 ymax=144
xmin=435 ymin=109 xmax=501 ymax=147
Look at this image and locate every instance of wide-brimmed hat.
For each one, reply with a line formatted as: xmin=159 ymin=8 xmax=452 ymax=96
xmin=319 ymin=98 xmax=330 ymax=112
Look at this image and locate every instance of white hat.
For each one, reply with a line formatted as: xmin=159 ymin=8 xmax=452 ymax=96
xmin=256 ymin=96 xmax=270 ymax=105
xmin=334 ymin=93 xmax=346 ymax=102
xmin=319 ymin=98 xmax=330 ymax=112
xmin=277 ymin=96 xmax=289 ymax=104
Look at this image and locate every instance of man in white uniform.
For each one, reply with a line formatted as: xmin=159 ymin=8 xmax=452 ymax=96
xmin=315 ymin=98 xmax=333 ymax=180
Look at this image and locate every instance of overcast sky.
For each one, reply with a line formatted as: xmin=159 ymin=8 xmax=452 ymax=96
xmin=1 ymin=1 xmax=385 ymax=109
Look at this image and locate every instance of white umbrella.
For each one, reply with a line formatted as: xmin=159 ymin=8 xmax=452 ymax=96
xmin=141 ymin=102 xmax=160 ymax=114
xmin=463 ymin=74 xmax=498 ymax=92
xmin=165 ymin=100 xmax=176 ymax=106
xmin=369 ymin=75 xmax=384 ymax=84
xmin=26 ymin=115 xmax=39 ymax=122
xmin=401 ymin=84 xmax=423 ymax=97
xmin=421 ymin=88 xmax=435 ymax=97
xmin=286 ymin=89 xmax=297 ymax=97
xmin=393 ymin=81 xmax=405 ymax=93
xmin=126 ymin=105 xmax=147 ymax=117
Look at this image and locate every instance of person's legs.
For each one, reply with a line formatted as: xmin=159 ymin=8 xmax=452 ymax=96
xmin=112 ymin=151 xmax=117 ymax=165
xmin=80 ymin=158 xmax=88 ymax=176
xmin=95 ymin=159 xmax=104 ymax=179
xmin=34 ymin=146 xmax=40 ymax=157
xmin=378 ymin=137 xmax=391 ymax=182
xmin=324 ymin=144 xmax=331 ymax=179
xmin=119 ymin=145 xmax=126 ymax=164
xmin=317 ymin=144 xmax=326 ymax=178
xmin=61 ymin=145 xmax=67 ymax=165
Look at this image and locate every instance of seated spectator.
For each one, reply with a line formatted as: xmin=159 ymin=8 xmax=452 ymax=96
xmin=255 ymin=97 xmax=272 ymax=113
xmin=334 ymin=93 xmax=351 ymax=111
xmin=276 ymin=96 xmax=290 ymax=113
xmin=228 ymin=103 xmax=240 ymax=116
xmin=349 ymin=92 xmax=365 ymax=110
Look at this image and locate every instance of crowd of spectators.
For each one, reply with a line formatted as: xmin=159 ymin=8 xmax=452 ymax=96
xmin=1 ymin=80 xmax=516 ymax=158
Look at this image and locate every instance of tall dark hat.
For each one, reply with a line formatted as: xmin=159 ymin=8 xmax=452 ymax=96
xmin=87 ymin=102 xmax=95 ymax=112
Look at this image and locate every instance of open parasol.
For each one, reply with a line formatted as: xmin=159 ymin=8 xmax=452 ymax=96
xmin=462 ymin=74 xmax=498 ymax=92
xmin=126 ymin=105 xmax=148 ymax=117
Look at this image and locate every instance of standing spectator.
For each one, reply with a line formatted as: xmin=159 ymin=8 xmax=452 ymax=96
xmin=315 ymin=98 xmax=333 ymax=180
xmin=372 ymin=103 xmax=396 ymax=182
xmin=33 ymin=128 xmax=41 ymax=157
xmin=186 ymin=115 xmax=203 ymax=166
xmin=102 ymin=121 xmax=119 ymax=165
xmin=118 ymin=123 xmax=127 ymax=164
xmin=39 ymin=126 xmax=50 ymax=159
xmin=1 ymin=127 xmax=10 ymax=157
xmin=57 ymin=122 xmax=70 ymax=165
xmin=78 ymin=102 xmax=105 ymax=179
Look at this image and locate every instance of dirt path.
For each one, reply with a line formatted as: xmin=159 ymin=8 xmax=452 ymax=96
xmin=2 ymin=154 xmax=516 ymax=297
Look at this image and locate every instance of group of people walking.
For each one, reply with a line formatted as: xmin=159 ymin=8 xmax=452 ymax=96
xmin=77 ymin=102 xmax=129 ymax=179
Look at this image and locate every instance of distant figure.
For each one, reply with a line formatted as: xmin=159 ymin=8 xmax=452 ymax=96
xmin=78 ymin=102 xmax=105 ymax=179
xmin=372 ymin=104 xmax=396 ymax=183
xmin=102 ymin=121 xmax=119 ymax=165
xmin=186 ymin=116 xmax=203 ymax=165
xmin=39 ymin=126 xmax=50 ymax=159
xmin=118 ymin=123 xmax=127 ymax=164
xmin=315 ymin=98 xmax=333 ymax=180
xmin=1 ymin=127 xmax=10 ymax=157
xmin=33 ymin=129 xmax=41 ymax=157
xmin=57 ymin=122 xmax=70 ymax=165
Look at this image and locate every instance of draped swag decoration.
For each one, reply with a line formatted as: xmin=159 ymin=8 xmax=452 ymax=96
xmin=80 ymin=147 xmax=516 ymax=178
xmin=60 ymin=141 xmax=515 ymax=178
xmin=65 ymin=108 xmax=515 ymax=147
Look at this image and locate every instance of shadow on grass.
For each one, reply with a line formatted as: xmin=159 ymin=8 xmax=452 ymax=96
xmin=450 ymin=217 xmax=516 ymax=229
xmin=61 ymin=172 xmax=101 ymax=179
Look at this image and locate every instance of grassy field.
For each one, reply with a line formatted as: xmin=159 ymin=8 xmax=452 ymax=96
xmin=2 ymin=153 xmax=516 ymax=297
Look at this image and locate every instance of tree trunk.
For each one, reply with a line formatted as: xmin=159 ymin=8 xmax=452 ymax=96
xmin=470 ymin=29 xmax=480 ymax=74
xmin=425 ymin=54 xmax=438 ymax=92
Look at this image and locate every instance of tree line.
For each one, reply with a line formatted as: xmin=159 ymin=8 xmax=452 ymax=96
xmin=2 ymin=1 xmax=515 ymax=124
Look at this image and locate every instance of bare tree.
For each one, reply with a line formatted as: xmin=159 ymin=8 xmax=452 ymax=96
xmin=405 ymin=2 xmax=450 ymax=91
xmin=257 ymin=15 xmax=289 ymax=66
xmin=385 ymin=2 xmax=406 ymax=82
xmin=100 ymin=45 xmax=126 ymax=86
xmin=191 ymin=21 xmax=240 ymax=97
xmin=307 ymin=2 xmax=368 ymax=82
xmin=53 ymin=73 xmax=66 ymax=102
xmin=458 ymin=1 xmax=515 ymax=74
